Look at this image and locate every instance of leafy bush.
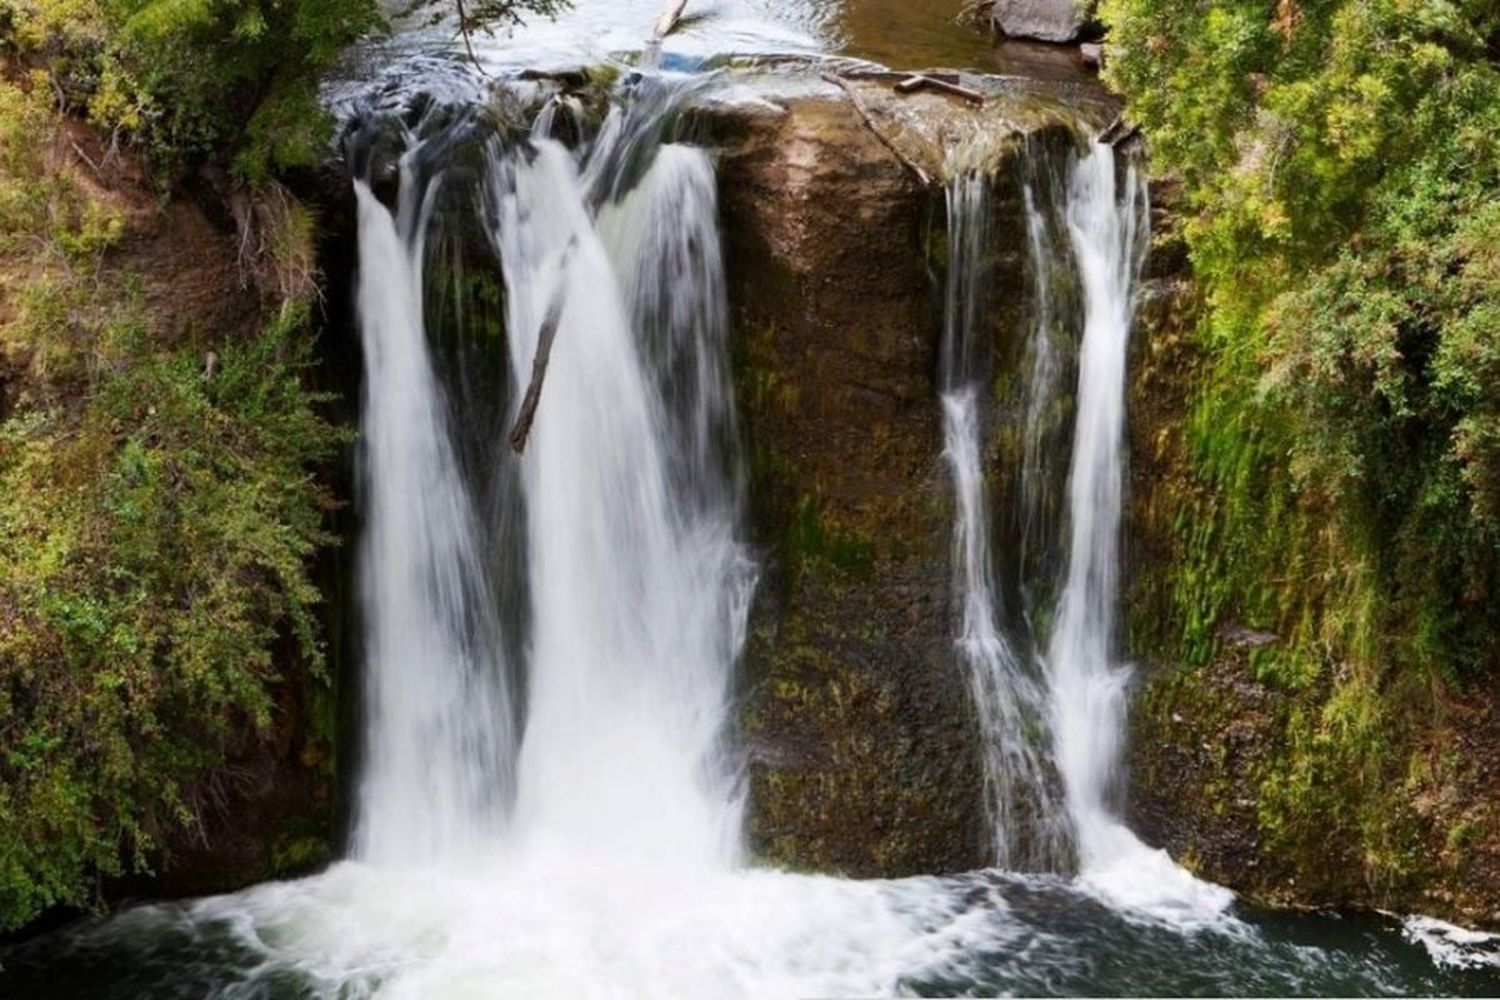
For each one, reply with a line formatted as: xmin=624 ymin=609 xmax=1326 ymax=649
xmin=2 ymin=0 xmax=387 ymax=181
xmin=1102 ymin=0 xmax=1500 ymax=891
xmin=0 ymin=74 xmax=341 ymax=930
xmin=0 ymin=308 xmax=340 ymax=927
xmin=2 ymin=0 xmax=574 ymax=183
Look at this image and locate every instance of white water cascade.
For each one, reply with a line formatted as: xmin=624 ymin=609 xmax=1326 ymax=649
xmin=936 ymin=141 xmax=1233 ymax=919
xmin=488 ymin=131 xmax=751 ymax=869
xmin=1043 ymin=143 xmax=1145 ymax=860
xmin=939 ymin=172 xmax=1066 ymax=871
xmin=352 ymin=160 xmax=514 ymax=864
xmin=1042 ymin=142 xmax=1231 ymax=915
xmin=1015 ymin=164 xmax=1073 ymax=623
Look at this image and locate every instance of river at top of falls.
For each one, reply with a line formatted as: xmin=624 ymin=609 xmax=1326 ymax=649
xmin=328 ymin=0 xmax=1096 ymax=99
xmin=3 ymin=12 xmax=1500 ymax=999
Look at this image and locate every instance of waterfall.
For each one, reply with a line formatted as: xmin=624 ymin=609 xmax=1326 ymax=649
xmin=939 ymin=171 xmax=1066 ymax=871
xmin=351 ymin=157 xmax=515 ymax=863
xmin=344 ymin=73 xmax=751 ymax=875
xmin=1016 ymin=162 xmax=1075 ymax=626
xmin=1036 ymin=142 xmax=1231 ymax=915
xmin=940 ymin=142 xmax=1232 ymax=918
xmin=487 ymin=130 xmax=750 ymax=868
xmin=1042 ymin=142 xmax=1146 ymax=862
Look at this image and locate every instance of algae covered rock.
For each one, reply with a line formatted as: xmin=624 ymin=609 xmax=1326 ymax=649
xmin=709 ymin=81 xmax=1096 ymax=876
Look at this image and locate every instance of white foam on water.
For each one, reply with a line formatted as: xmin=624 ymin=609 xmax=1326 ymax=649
xmin=169 ymin=860 xmax=1020 ymax=999
xmin=1402 ymin=914 xmax=1500 ymax=971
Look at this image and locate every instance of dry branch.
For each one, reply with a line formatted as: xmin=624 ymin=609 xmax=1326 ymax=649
xmin=894 ymin=74 xmax=985 ymax=106
xmin=509 ymin=237 xmax=579 ymax=453
xmin=653 ymin=0 xmax=688 ymax=40
xmin=820 ymin=73 xmax=932 ymax=187
xmin=454 ymin=0 xmax=491 ymax=76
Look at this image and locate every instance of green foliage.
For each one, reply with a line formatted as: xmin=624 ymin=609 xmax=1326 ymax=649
xmin=2 ymin=0 xmax=387 ymax=181
xmin=0 ymin=78 xmax=341 ymax=931
xmin=1103 ymin=0 xmax=1500 ymax=895
xmin=785 ymin=495 xmax=876 ymax=581
xmin=2 ymin=0 xmax=575 ymax=182
xmin=0 ymin=76 xmax=124 ymax=258
xmin=0 ymin=306 xmax=340 ymax=929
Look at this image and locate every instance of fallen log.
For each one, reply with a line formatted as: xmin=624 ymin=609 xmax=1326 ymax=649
xmin=820 ymin=73 xmax=932 ymax=187
xmin=653 ymin=0 xmax=688 ymax=40
xmin=894 ymin=72 xmax=960 ymax=92
xmin=509 ymin=237 xmax=579 ymax=454
xmin=894 ymin=73 xmax=986 ymax=106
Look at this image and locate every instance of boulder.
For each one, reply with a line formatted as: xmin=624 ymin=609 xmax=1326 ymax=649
xmin=992 ymin=0 xmax=1096 ymax=44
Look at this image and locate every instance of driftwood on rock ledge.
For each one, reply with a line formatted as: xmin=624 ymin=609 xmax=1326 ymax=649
xmin=820 ymin=73 xmax=932 ymax=187
xmin=894 ymin=73 xmax=986 ymax=106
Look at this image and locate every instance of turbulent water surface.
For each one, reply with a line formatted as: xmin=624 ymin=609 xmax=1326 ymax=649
xmin=4 ymin=3 xmax=1500 ymax=998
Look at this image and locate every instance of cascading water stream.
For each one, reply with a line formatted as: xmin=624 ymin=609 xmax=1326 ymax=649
xmin=1015 ymin=161 xmax=1074 ymax=625
xmin=351 ymin=153 xmax=514 ymax=864
xmin=939 ymin=171 xmax=1066 ymax=872
xmin=1042 ymin=142 xmax=1144 ymax=861
xmin=939 ymin=141 xmax=1233 ymax=919
xmin=1039 ymin=141 xmax=1231 ymax=916
xmin=485 ymin=121 xmax=751 ymax=868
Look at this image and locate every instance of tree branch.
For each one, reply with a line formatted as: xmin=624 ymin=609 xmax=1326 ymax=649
xmin=509 ymin=236 xmax=579 ymax=453
xmin=820 ymin=73 xmax=931 ymax=186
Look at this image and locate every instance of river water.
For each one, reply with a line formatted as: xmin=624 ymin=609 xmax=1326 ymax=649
xmin=3 ymin=2 xmax=1499 ymax=997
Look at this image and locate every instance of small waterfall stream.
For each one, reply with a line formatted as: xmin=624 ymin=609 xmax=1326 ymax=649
xmin=941 ymin=138 xmax=1234 ymax=916
xmin=938 ymin=171 xmax=1067 ymax=872
xmin=1042 ymin=143 xmax=1145 ymax=863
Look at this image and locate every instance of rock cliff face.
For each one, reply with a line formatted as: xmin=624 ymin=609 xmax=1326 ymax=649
xmin=711 ymin=79 xmax=1103 ymax=876
xmin=718 ymin=94 xmax=983 ymax=876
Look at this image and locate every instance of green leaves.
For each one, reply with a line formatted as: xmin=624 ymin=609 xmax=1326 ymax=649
xmin=0 ymin=107 xmax=342 ymax=925
xmin=0 ymin=313 xmax=340 ymax=930
xmin=1105 ymin=0 xmax=1500 ymax=898
xmin=8 ymin=0 xmax=386 ymax=182
xmin=1104 ymin=0 xmax=1500 ymax=676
